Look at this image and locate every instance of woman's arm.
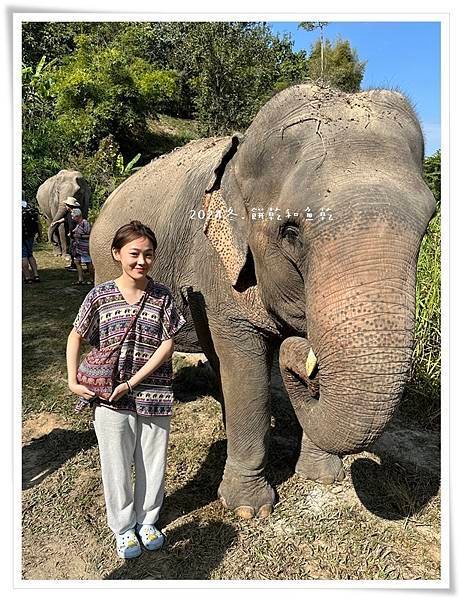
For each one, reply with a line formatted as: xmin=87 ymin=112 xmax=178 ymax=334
xmin=108 ymin=338 xmax=175 ymax=402
xmin=66 ymin=327 xmax=96 ymax=399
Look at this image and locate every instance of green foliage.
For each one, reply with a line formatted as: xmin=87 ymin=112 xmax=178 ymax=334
xmin=119 ymin=22 xmax=310 ymax=133
xmin=21 ymin=21 xmax=364 ymax=210
xmin=307 ymin=37 xmax=366 ymax=92
xmin=423 ymin=150 xmax=441 ymax=203
xmin=22 ymin=22 xmax=78 ymax=66
xmin=22 ymin=21 xmax=130 ymax=66
xmin=68 ymin=135 xmax=120 ymax=222
xmin=180 ymin=22 xmax=310 ymax=134
xmin=298 ymin=21 xmax=329 ymax=33
xmin=22 ymin=56 xmax=63 ymax=199
xmin=116 ymin=152 xmax=141 ymax=177
xmin=52 ymin=37 xmax=179 ymax=153
xmin=407 ymin=150 xmax=441 ymax=428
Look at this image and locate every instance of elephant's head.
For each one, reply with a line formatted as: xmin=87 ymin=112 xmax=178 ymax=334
xmin=52 ymin=169 xmax=90 ymax=219
xmin=203 ymin=84 xmax=436 ymax=455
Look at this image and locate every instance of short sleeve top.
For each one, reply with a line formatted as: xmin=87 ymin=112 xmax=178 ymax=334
xmin=73 ymin=278 xmax=186 ymax=416
xmin=72 ymin=219 xmax=91 ymax=257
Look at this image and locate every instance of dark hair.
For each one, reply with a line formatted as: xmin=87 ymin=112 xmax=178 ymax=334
xmin=111 ymin=221 xmax=158 ymax=255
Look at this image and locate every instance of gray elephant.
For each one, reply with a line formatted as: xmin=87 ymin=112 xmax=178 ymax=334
xmin=90 ymin=84 xmax=436 ymax=519
xmin=37 ymin=169 xmax=90 ymax=259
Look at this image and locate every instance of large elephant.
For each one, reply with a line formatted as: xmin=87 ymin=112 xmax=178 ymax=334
xmin=37 ymin=169 xmax=90 ymax=259
xmin=90 ymin=84 xmax=436 ymax=519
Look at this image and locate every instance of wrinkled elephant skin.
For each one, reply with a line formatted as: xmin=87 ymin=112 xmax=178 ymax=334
xmin=90 ymin=84 xmax=436 ymax=518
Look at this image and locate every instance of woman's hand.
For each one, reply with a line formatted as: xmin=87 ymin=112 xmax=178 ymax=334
xmin=68 ymin=382 xmax=96 ymax=400
xmin=108 ymin=382 xmax=130 ymax=403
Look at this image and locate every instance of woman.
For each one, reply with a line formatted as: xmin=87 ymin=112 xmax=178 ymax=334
xmin=70 ymin=208 xmax=94 ymax=285
xmin=66 ymin=221 xmax=186 ymax=559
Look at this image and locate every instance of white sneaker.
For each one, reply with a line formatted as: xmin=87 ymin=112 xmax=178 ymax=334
xmin=115 ymin=528 xmax=142 ymax=559
xmin=136 ymin=523 xmax=164 ymax=551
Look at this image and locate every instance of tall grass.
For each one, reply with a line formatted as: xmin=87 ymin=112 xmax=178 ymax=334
xmin=414 ymin=206 xmax=441 ymax=381
xmin=405 ymin=152 xmax=441 ymax=429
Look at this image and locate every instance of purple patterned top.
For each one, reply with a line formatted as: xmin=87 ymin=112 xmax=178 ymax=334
xmin=72 ymin=219 xmax=91 ymax=258
xmin=73 ymin=278 xmax=186 ymax=416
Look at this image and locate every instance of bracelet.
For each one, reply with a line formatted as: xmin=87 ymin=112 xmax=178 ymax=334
xmin=125 ymin=380 xmax=133 ymax=393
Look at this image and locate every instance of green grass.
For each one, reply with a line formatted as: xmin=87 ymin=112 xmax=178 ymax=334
xmin=397 ymin=206 xmax=441 ymax=430
xmin=142 ymin=114 xmax=202 ymax=159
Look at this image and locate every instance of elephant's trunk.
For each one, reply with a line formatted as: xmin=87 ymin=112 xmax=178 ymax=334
xmin=279 ymin=224 xmax=421 ymax=455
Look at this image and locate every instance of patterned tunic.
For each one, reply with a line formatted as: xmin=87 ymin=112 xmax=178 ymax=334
xmin=73 ymin=278 xmax=186 ymax=416
xmin=72 ymin=219 xmax=91 ymax=258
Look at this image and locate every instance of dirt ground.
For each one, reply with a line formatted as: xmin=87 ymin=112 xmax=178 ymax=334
xmin=21 ymin=352 xmax=441 ymax=582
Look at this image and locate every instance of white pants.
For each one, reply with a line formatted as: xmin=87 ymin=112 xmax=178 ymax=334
xmin=93 ymin=406 xmax=171 ymax=535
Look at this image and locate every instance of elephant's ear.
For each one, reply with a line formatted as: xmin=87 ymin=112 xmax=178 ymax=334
xmin=202 ymin=135 xmax=253 ymax=290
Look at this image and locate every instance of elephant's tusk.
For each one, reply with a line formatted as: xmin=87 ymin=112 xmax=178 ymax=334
xmin=305 ymin=348 xmax=318 ymax=378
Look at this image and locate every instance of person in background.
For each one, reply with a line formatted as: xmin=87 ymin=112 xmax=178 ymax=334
xmin=70 ymin=208 xmax=94 ymax=285
xmin=50 ymin=196 xmax=81 ymax=271
xmin=22 ymin=197 xmax=41 ymax=284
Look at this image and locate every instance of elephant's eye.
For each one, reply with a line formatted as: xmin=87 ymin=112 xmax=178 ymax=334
xmin=280 ymin=222 xmax=300 ymax=242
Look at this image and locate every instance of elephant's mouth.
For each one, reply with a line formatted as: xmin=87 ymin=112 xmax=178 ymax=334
xmin=279 ymin=336 xmax=320 ymax=414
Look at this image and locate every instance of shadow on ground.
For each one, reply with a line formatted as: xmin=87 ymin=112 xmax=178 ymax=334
xmin=173 ymin=363 xmax=219 ymax=403
xmin=350 ymin=456 xmax=440 ymax=520
xmin=105 ymin=520 xmax=237 ymax=580
xmin=22 ymin=427 xmax=97 ymax=490
xmin=269 ymin=350 xmax=441 ymax=520
xmin=159 ymin=440 xmax=227 ymax=527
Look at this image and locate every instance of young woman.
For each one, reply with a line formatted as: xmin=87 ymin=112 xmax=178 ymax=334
xmin=66 ymin=221 xmax=186 ymax=559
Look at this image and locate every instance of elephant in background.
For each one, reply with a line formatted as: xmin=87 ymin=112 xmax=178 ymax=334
xmin=37 ymin=169 xmax=90 ymax=259
xmin=90 ymin=84 xmax=436 ymax=519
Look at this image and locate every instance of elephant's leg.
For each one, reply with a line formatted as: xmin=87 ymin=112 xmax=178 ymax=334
xmin=211 ymin=327 xmax=275 ymax=518
xmin=295 ymin=432 xmax=345 ymax=484
xmin=186 ymin=289 xmax=225 ymax=422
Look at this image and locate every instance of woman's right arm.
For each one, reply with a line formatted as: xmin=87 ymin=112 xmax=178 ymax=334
xmin=66 ymin=327 xmax=96 ymax=400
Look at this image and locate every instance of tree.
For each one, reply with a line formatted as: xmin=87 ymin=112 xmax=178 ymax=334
xmin=167 ymin=22 xmax=310 ymax=134
xmin=22 ymin=22 xmax=129 ymax=66
xmin=22 ymin=56 xmax=64 ymax=199
xmin=307 ymin=37 xmax=366 ymax=92
xmin=52 ymin=35 xmax=180 ymax=155
xmin=298 ymin=22 xmax=328 ymax=78
xmin=21 ymin=21 xmax=313 ymax=202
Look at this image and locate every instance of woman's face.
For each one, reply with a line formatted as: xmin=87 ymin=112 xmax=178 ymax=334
xmin=112 ymin=235 xmax=155 ymax=280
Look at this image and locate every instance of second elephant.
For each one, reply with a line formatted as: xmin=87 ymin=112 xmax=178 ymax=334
xmin=37 ymin=169 xmax=90 ymax=259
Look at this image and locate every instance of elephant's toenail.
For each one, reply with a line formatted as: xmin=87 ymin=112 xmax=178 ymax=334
xmin=234 ymin=506 xmax=255 ymax=519
xmin=257 ymin=504 xmax=273 ymax=518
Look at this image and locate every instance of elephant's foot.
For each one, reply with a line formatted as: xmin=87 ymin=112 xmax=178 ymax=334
xmin=296 ymin=433 xmax=345 ymax=484
xmin=218 ymin=463 xmax=275 ymax=519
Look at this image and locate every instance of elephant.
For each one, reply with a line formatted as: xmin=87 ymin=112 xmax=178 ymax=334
xmin=37 ymin=169 xmax=90 ymax=259
xmin=90 ymin=84 xmax=436 ymax=519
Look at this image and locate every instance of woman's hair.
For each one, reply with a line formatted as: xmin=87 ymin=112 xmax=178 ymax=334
xmin=71 ymin=208 xmax=82 ymax=218
xmin=111 ymin=220 xmax=158 ymax=254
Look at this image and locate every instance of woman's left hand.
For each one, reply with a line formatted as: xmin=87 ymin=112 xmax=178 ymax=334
xmin=108 ymin=382 xmax=130 ymax=403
